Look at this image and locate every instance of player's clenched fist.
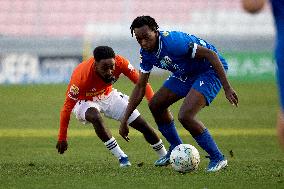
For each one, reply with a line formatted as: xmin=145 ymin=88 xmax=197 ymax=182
xmin=56 ymin=140 xmax=68 ymax=154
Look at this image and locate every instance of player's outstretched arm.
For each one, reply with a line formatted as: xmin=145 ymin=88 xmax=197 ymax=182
xmin=121 ymin=57 xmax=154 ymax=102
xmin=119 ymin=72 xmax=150 ymax=141
xmin=56 ymin=97 xmax=77 ymax=154
xmin=195 ymin=45 xmax=239 ymax=107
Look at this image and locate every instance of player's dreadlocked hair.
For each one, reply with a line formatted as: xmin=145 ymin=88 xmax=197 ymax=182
xmin=93 ymin=46 xmax=115 ymax=62
xmin=130 ymin=16 xmax=159 ymax=37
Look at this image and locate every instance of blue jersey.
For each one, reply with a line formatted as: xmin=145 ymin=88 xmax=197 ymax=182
xmin=270 ymin=0 xmax=284 ymax=109
xmin=139 ymin=31 xmax=228 ymax=78
xmin=271 ymin=0 xmax=284 ymax=63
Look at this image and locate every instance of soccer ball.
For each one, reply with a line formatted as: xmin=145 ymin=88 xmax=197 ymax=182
xmin=170 ymin=144 xmax=200 ymax=173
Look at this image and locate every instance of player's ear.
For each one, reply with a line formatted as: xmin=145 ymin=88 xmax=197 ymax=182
xmin=155 ymin=29 xmax=159 ymax=35
xmin=94 ymin=60 xmax=100 ymax=65
xmin=94 ymin=60 xmax=100 ymax=69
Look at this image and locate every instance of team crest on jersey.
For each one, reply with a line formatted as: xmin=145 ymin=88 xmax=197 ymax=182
xmin=162 ymin=31 xmax=169 ymax=37
xmin=70 ymin=84 xmax=79 ymax=96
xmin=160 ymin=56 xmax=172 ymax=69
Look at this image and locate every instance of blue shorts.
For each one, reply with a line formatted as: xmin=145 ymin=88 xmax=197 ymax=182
xmin=163 ymin=69 xmax=222 ymax=105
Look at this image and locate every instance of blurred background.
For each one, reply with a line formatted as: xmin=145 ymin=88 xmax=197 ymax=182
xmin=0 ymin=0 xmax=275 ymax=84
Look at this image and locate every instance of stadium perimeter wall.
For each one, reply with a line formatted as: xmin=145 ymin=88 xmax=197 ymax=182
xmin=0 ymin=0 xmax=275 ymax=84
xmin=0 ymin=35 xmax=275 ymax=84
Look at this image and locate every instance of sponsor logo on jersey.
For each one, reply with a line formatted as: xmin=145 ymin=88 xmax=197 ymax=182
xmin=86 ymin=89 xmax=106 ymax=97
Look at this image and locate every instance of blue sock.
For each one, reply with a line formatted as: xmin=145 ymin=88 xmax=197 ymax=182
xmin=158 ymin=121 xmax=183 ymax=153
xmin=194 ymin=129 xmax=224 ymax=160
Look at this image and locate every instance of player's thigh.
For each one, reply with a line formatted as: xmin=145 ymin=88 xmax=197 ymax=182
xmin=72 ymin=100 xmax=101 ymax=124
xmin=192 ymin=70 xmax=222 ymax=106
xmin=85 ymin=107 xmax=102 ymax=123
xmin=179 ymin=89 xmax=206 ymax=118
xmin=150 ymin=79 xmax=184 ymax=110
xmin=180 ymin=70 xmax=222 ymax=117
xmin=103 ymin=90 xmax=140 ymax=124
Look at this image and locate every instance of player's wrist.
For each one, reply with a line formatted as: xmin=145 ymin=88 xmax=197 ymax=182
xmin=222 ymin=82 xmax=231 ymax=90
xmin=120 ymin=119 xmax=127 ymax=125
xmin=58 ymin=136 xmax=67 ymax=142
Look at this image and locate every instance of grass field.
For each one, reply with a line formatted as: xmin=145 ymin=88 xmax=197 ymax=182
xmin=0 ymin=76 xmax=283 ymax=189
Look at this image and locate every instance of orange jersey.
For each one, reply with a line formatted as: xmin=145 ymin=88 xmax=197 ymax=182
xmin=58 ymin=55 xmax=154 ymax=141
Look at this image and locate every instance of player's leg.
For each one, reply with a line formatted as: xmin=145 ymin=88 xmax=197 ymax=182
xmin=179 ymin=70 xmax=227 ymax=172
xmin=129 ymin=116 xmax=167 ymax=158
xmin=103 ymin=89 xmax=167 ymax=159
xmin=149 ymin=76 xmax=185 ymax=166
xmin=73 ymin=100 xmax=130 ymax=167
xmin=85 ymin=107 xmax=111 ymax=142
xmin=178 ymin=89 xmax=206 ymax=136
xmin=149 ymin=86 xmax=183 ymax=150
xmin=277 ymin=111 xmax=284 ymax=148
xmin=276 ymin=53 xmax=284 ymax=149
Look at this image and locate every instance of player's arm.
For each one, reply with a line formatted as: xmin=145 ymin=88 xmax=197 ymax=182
xmin=191 ymin=43 xmax=238 ymax=106
xmin=56 ymin=98 xmax=76 ymax=154
xmin=121 ymin=58 xmax=154 ymax=101
xmin=56 ymin=83 xmax=79 ymax=154
xmin=119 ymin=72 xmax=150 ymax=141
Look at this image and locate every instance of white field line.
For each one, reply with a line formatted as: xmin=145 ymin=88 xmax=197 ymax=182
xmin=0 ymin=128 xmax=276 ymax=138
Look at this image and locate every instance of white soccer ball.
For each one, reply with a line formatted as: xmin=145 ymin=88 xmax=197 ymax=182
xmin=170 ymin=144 xmax=200 ymax=173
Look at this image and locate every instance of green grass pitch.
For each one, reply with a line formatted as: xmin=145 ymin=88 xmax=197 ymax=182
xmin=0 ymin=75 xmax=283 ymax=189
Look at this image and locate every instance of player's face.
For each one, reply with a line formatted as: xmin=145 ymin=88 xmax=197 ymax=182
xmin=134 ymin=25 xmax=158 ymax=52
xmin=95 ymin=58 xmax=116 ymax=83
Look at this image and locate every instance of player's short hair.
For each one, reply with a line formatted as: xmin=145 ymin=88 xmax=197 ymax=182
xmin=93 ymin=46 xmax=115 ymax=62
xmin=130 ymin=16 xmax=159 ymax=37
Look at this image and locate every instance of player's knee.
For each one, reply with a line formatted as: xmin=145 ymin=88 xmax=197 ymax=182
xmin=85 ymin=107 xmax=102 ymax=124
xmin=148 ymin=98 xmax=160 ymax=114
xmin=178 ymin=109 xmax=194 ymax=125
xmin=130 ymin=116 xmax=150 ymax=133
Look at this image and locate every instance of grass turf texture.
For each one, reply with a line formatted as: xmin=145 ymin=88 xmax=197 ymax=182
xmin=0 ymin=75 xmax=283 ymax=189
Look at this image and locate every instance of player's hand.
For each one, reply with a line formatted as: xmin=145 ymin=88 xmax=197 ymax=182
xmin=119 ymin=121 xmax=130 ymax=142
xmin=224 ymin=86 xmax=238 ymax=107
xmin=56 ymin=140 xmax=68 ymax=154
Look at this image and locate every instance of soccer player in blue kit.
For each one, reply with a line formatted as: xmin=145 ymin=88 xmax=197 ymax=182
xmin=119 ymin=16 xmax=239 ymax=172
xmin=242 ymin=0 xmax=284 ymax=149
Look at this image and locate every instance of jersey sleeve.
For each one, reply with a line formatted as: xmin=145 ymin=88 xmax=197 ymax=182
xmin=58 ymin=76 xmax=80 ymax=141
xmin=120 ymin=56 xmax=154 ymax=102
xmin=167 ymin=31 xmax=197 ymax=58
xmin=139 ymin=50 xmax=154 ymax=73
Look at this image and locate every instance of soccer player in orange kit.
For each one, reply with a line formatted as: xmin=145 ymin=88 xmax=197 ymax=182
xmin=56 ymin=46 xmax=167 ymax=167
